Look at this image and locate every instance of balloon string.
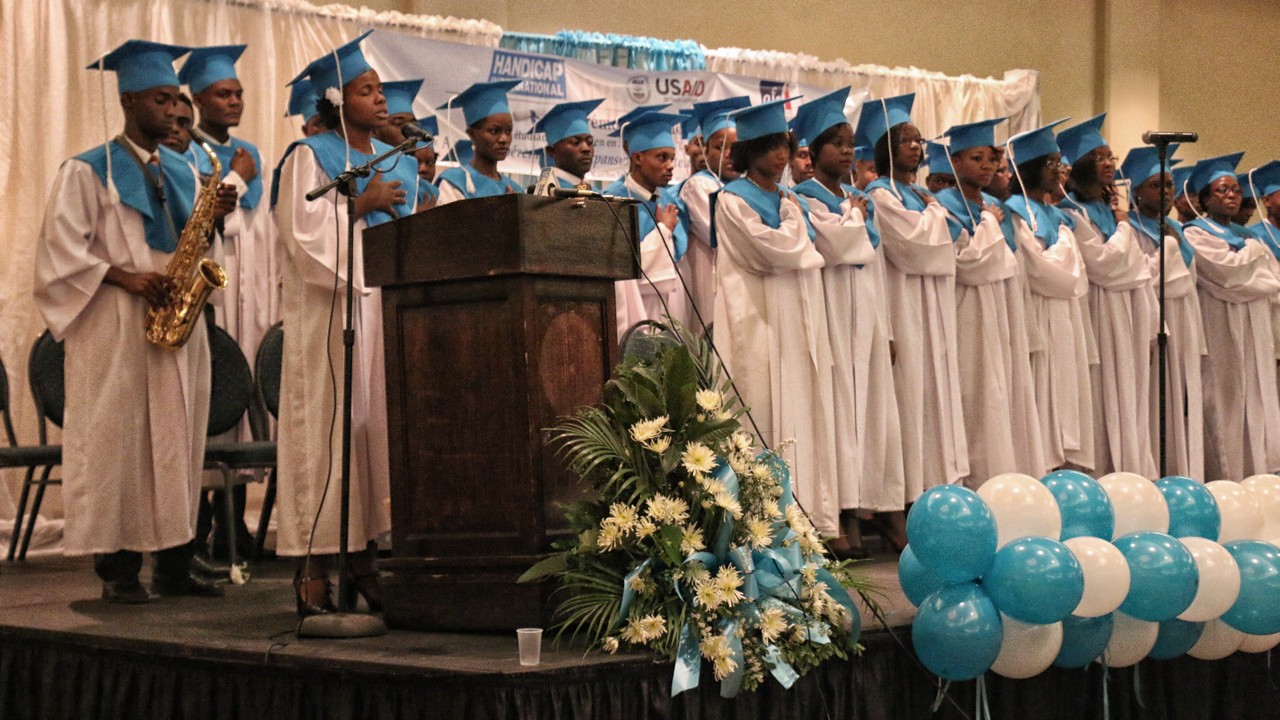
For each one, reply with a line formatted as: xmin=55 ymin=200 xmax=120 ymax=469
xmin=1101 ymin=660 xmax=1111 ymax=720
xmin=930 ymin=679 xmax=950 ymax=714
xmin=1133 ymin=663 xmax=1146 ymax=709
xmin=974 ymin=675 xmax=992 ymax=720
xmin=1268 ymin=648 xmax=1278 ymax=691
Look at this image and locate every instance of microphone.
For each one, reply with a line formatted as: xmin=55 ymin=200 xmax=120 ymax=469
xmin=400 ymin=121 xmax=434 ymax=144
xmin=547 ymin=186 xmax=643 ymax=204
xmin=534 ymin=166 xmax=557 ymax=196
xmin=1142 ymin=130 xmax=1198 ymax=145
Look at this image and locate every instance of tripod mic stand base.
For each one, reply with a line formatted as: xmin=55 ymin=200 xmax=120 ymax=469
xmin=298 ymin=612 xmax=388 ymax=638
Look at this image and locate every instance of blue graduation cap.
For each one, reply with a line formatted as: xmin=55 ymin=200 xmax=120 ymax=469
xmin=286 ymin=78 xmax=318 ymax=119
xmin=854 ymin=144 xmax=875 ymax=162
xmin=178 ymin=44 xmax=246 ymax=95
xmin=413 ymin=115 xmax=439 ymax=137
xmin=1242 ymin=160 xmax=1280 ymax=198
xmin=1239 ymin=173 xmax=1258 ymax=199
xmin=289 ymin=30 xmax=374 ymax=96
xmin=692 ymin=96 xmax=751 ymax=140
xmin=943 ymin=117 xmax=1006 ymax=154
xmin=677 ymin=108 xmax=700 ymax=138
xmin=615 ymin=103 xmax=671 ymax=133
xmin=1187 ymin=152 xmax=1245 ymax=195
xmin=612 ymin=112 xmax=683 ymax=153
xmin=925 ymin=142 xmax=953 ymax=175
xmin=533 ymin=98 xmax=604 ymax=145
xmin=1056 ymin=113 xmax=1108 ymax=166
xmin=1005 ymin=117 xmax=1071 ymax=165
xmin=438 ymin=79 xmax=522 ymax=127
xmin=447 ymin=140 xmax=473 ymax=165
xmin=790 ymin=87 xmax=852 ymax=150
xmin=1172 ymin=165 xmax=1195 ymax=196
xmin=383 ymin=79 xmax=425 ymax=116
xmin=87 ymin=40 xmax=191 ymax=93
xmin=854 ymin=93 xmax=915 ymax=148
xmin=733 ymin=97 xmax=800 ymax=143
xmin=1118 ymin=144 xmax=1180 ymax=186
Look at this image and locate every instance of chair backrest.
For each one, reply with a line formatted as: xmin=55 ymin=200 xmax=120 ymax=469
xmin=28 ymin=331 xmax=66 ymax=439
xmin=254 ymin=321 xmax=283 ymax=420
xmin=207 ymin=323 xmax=254 ymax=438
xmin=0 ymin=353 xmax=17 ymax=447
xmin=619 ymin=319 xmax=675 ymax=363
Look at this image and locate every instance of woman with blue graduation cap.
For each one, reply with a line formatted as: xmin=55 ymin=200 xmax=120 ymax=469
xmin=273 ymin=30 xmax=416 ymax=616
xmin=1003 ymin=119 xmax=1096 ymax=472
xmin=711 ymin=97 xmax=841 ymax=537
xmin=1116 ymin=145 xmax=1205 ymax=478
xmin=923 ymin=142 xmax=957 ymax=194
xmin=935 ymin=118 xmax=1047 ymax=484
xmin=790 ymin=88 xmax=904 ymax=557
xmin=677 ymin=96 xmax=749 ymax=326
xmin=1244 ymin=161 xmax=1280 ymax=255
xmin=1058 ymin=114 xmax=1159 ymax=478
xmin=1172 ymin=164 xmax=1198 ymax=223
xmin=285 ymin=79 xmax=325 ymax=138
xmin=858 ymin=93 xmax=966 ymax=508
xmin=408 ymin=116 xmax=440 ymax=207
xmin=1183 ymin=153 xmax=1280 ymax=479
xmin=434 ymin=80 xmax=525 ymax=204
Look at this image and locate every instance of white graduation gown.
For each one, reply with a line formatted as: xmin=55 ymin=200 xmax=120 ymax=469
xmin=616 ymin=175 xmax=688 ymax=335
xmin=807 ymin=197 xmax=905 ymax=512
xmin=1183 ymin=223 xmax=1280 ymax=480
xmin=1013 ymin=214 xmax=1097 ymax=471
xmin=1070 ymin=211 xmax=1159 ymax=478
xmin=679 ymin=173 xmax=723 ymax=329
xmin=713 ymin=193 xmax=840 ymax=535
xmin=33 ymin=158 xmax=210 ymax=555
xmin=869 ymin=187 xmax=967 ymax=499
xmin=1128 ymin=221 xmax=1206 ymax=479
xmin=273 ymin=145 xmax=394 ymax=555
xmin=953 ymin=210 xmax=1047 ymax=485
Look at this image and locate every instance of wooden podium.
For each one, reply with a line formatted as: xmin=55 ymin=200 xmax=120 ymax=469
xmin=362 ymin=194 xmax=638 ymax=631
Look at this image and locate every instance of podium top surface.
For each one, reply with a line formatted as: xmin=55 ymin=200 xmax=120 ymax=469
xmin=363 ymin=194 xmax=640 ymax=287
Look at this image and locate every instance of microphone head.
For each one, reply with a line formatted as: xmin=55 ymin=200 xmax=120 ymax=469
xmin=400 ymin=121 xmax=434 ymax=144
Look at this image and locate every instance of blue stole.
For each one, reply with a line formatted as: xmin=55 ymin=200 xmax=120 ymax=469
xmin=602 ymin=177 xmax=689 ymax=261
xmin=196 ymin=135 xmax=263 ymax=210
xmin=793 ymin=178 xmax=880 ymax=250
xmin=270 ymin=132 xmax=417 ymax=228
xmin=983 ymin=192 xmax=1018 ymax=253
xmin=865 ymin=177 xmax=930 ymax=212
xmin=935 ymin=187 xmax=979 ymax=244
xmin=435 ymin=163 xmax=524 ymax=199
xmin=75 ymin=141 xmax=196 ymax=252
xmin=417 ymin=177 xmax=440 ymax=205
xmin=1248 ymin=219 xmax=1280 ymax=260
xmin=1005 ymin=195 xmax=1064 ymax=249
xmin=1186 ymin=217 xmax=1256 ymax=251
xmin=1068 ymin=193 xmax=1118 ymax=238
xmin=673 ymin=170 xmax=719 ymax=230
xmin=712 ymin=178 xmax=816 ymax=249
xmin=1128 ymin=211 xmax=1193 ymax=267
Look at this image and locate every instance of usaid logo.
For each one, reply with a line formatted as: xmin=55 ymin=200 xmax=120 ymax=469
xmin=759 ymin=80 xmax=791 ymax=105
xmin=488 ymin=50 xmax=567 ymax=99
xmin=627 ymin=76 xmax=650 ymax=103
xmin=654 ymin=77 xmax=707 ymax=99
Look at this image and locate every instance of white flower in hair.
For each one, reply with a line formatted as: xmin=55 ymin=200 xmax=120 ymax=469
xmin=324 ymin=86 xmax=343 ymax=107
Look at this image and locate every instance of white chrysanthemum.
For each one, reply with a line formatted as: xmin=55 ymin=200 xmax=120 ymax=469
xmin=634 ymin=518 xmax=658 ymax=539
xmin=749 ymin=462 xmax=773 ymax=481
xmin=324 ymin=86 xmax=344 ymax=107
xmin=760 ymin=499 xmax=781 ymax=520
xmin=694 ymin=579 xmax=721 ymax=609
xmin=635 ymin=614 xmax=666 ymax=641
xmin=679 ymin=525 xmax=705 ymax=555
xmin=786 ymin=504 xmax=812 ymax=533
xmin=790 ymin=626 xmax=809 ymax=644
xmin=628 ymin=573 xmax=649 ymax=593
xmin=701 ymin=478 xmax=727 ymax=496
xmin=713 ymin=566 xmax=746 ymax=607
xmin=629 ymin=416 xmax=669 ymax=443
xmin=681 ymin=442 xmax=717 ymax=476
xmin=646 ymin=494 xmax=690 ymax=524
xmin=797 ymin=530 xmax=825 ymax=556
xmin=714 ymin=492 xmax=743 ymax=518
xmin=745 ymin=518 xmax=774 ymax=548
xmin=695 ymin=389 xmax=723 ymax=412
xmin=758 ymin=606 xmax=788 ymax=644
xmin=608 ymin=502 xmax=640 ymax=530
xmin=801 ymin=564 xmax=819 ymax=586
xmin=700 ymin=635 xmax=737 ymax=680
xmin=602 ymin=636 xmax=620 ymax=653
xmin=715 ymin=409 xmax=734 ymax=421
xmin=597 ymin=521 xmax=624 ymax=551
xmin=729 ymin=431 xmax=754 ymax=454
xmin=643 ymin=435 xmax=672 ymax=454
xmin=727 ymin=454 xmax=751 ymax=476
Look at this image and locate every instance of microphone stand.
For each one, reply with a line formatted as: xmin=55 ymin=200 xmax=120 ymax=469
xmin=1155 ymin=139 xmax=1171 ymax=479
xmin=298 ymin=135 xmax=420 ymax=638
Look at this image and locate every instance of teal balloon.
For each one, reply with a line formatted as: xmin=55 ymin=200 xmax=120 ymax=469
xmin=982 ymin=536 xmax=1084 ymax=623
xmin=899 ymin=545 xmax=946 ymax=607
xmin=912 ymin=583 xmax=1004 ymax=681
xmin=1155 ymin=476 xmax=1221 ymax=540
xmin=1053 ymin=614 xmax=1113 ymax=668
xmin=1040 ymin=470 xmax=1114 ymax=540
xmin=906 ymin=486 xmax=997 ymax=583
xmin=1150 ymin=618 xmax=1204 ymax=660
xmin=1114 ymin=532 xmax=1198 ymax=621
xmin=1221 ymin=540 xmax=1280 ymax=635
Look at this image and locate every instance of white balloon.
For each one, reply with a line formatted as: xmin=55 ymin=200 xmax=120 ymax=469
xmin=1104 ymin=611 xmax=1158 ymax=667
xmin=1207 ymin=480 xmax=1264 ymax=543
xmin=1238 ymin=632 xmax=1280 ymax=654
xmin=1187 ymin=619 xmax=1245 ymax=660
xmin=1177 ymin=537 xmax=1241 ymax=622
xmin=1241 ymin=475 xmax=1280 ymax=542
xmin=991 ymin=614 xmax=1063 ymax=679
xmin=1098 ymin=472 xmax=1169 ymax=537
xmin=1063 ymin=536 xmax=1130 ymax=617
xmin=978 ymin=473 xmax=1063 ymax=547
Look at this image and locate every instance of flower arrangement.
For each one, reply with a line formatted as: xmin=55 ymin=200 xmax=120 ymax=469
xmin=521 ymin=324 xmax=870 ymax=697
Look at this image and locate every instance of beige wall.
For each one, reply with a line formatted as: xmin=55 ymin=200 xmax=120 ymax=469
xmin=331 ymin=0 xmax=1278 ymax=168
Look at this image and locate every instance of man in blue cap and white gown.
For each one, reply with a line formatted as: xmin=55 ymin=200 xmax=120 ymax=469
xmin=1183 ymin=154 xmax=1280 ymax=479
xmin=531 ymin=98 xmax=604 ymax=190
xmin=34 ymin=40 xmax=233 ymax=601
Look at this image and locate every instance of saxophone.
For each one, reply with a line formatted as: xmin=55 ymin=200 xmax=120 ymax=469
xmin=144 ymin=129 xmax=229 ymax=349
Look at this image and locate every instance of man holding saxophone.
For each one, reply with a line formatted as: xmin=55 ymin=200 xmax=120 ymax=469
xmin=33 ymin=40 xmax=236 ymax=603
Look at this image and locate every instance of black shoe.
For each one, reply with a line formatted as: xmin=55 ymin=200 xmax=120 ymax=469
xmin=191 ymin=554 xmax=231 ymax=579
xmin=830 ymin=545 xmax=873 ymax=562
xmin=102 ymin=576 xmax=151 ymax=604
xmin=151 ymin=571 xmax=226 ymax=598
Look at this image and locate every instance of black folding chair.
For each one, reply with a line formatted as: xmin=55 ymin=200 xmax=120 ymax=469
xmin=4 ymin=332 xmax=65 ymax=562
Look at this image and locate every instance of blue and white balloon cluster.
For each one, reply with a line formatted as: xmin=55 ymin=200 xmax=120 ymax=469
xmin=901 ymin=472 xmax=1280 ymax=681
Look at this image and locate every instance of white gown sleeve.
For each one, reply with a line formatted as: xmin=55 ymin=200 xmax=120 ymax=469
xmin=274 ymin=145 xmax=369 ymax=295
xmin=807 ymin=198 xmax=876 ymax=267
xmin=714 ymin=193 xmax=825 ymax=274
xmin=868 ymin=187 xmax=955 ymax=275
xmin=434 ymin=176 xmax=467 ymax=206
xmin=34 ymin=160 xmax=114 ymax=339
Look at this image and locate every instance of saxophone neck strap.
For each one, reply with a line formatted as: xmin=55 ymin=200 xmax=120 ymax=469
xmin=114 ymin=135 xmax=180 ymax=248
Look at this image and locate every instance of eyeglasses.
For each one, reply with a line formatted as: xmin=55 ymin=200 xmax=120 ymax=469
xmin=1210 ymin=185 xmax=1243 ymax=197
xmin=1043 ymin=159 xmax=1062 ymax=171
xmin=896 ymin=137 xmax=925 ymax=147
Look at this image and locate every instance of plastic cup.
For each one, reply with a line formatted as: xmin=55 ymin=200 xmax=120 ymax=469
xmin=517 ymin=627 xmax=543 ymax=666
